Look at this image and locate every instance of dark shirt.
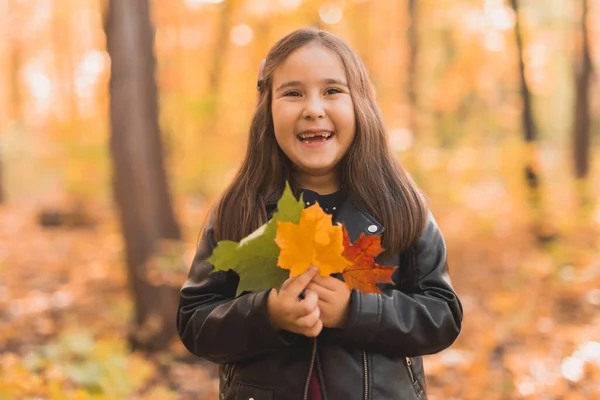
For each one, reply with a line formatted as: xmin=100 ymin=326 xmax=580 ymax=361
xmin=300 ymin=188 xmax=342 ymax=216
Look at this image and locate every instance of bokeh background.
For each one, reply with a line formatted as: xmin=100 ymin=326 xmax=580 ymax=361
xmin=1 ymin=0 xmax=599 ymax=399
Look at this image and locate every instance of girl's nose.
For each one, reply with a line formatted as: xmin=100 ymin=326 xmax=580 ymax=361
xmin=302 ymin=96 xmax=325 ymax=120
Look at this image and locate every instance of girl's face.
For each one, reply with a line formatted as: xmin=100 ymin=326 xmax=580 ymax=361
xmin=271 ymin=44 xmax=356 ymax=181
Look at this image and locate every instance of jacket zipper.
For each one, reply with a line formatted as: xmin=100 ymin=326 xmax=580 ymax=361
xmin=229 ymin=364 xmax=236 ymax=382
xmin=303 ymin=339 xmax=317 ymax=400
xmin=405 ymin=357 xmax=416 ymax=383
xmin=224 ymin=364 xmax=235 ymax=386
xmin=362 ymin=351 xmax=369 ymax=400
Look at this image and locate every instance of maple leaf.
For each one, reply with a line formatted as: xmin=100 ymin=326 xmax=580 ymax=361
xmin=208 ymin=182 xmax=304 ymax=296
xmin=341 ymin=227 xmax=395 ymax=294
xmin=275 ymin=204 xmax=350 ymax=277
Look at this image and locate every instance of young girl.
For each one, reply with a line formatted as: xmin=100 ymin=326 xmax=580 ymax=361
xmin=177 ymin=28 xmax=462 ymax=400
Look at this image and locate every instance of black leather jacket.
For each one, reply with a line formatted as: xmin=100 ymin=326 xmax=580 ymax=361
xmin=177 ymin=197 xmax=463 ymax=400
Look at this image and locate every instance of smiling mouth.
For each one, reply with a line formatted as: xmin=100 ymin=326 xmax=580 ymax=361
xmin=296 ymin=131 xmax=335 ymax=144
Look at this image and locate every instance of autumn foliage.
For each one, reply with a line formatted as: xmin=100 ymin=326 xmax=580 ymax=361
xmin=275 ymin=204 xmax=349 ymax=277
xmin=276 ymin=203 xmax=395 ymax=294
xmin=2 ymin=0 xmax=600 ymax=398
xmin=341 ymin=229 xmax=395 ymax=295
xmin=209 ymin=183 xmax=395 ymax=295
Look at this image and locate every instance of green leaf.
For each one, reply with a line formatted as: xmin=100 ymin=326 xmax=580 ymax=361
xmin=208 ymin=182 xmax=304 ymax=296
xmin=272 ymin=181 xmax=304 ymax=224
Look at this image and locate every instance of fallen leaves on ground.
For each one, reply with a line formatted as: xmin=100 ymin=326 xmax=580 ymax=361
xmin=0 ymin=190 xmax=599 ymax=399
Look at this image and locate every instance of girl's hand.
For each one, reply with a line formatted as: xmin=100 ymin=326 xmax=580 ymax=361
xmin=266 ymin=267 xmax=323 ymax=337
xmin=307 ymin=275 xmax=351 ymax=329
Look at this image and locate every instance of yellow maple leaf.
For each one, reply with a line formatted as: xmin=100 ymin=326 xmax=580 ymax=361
xmin=275 ymin=204 xmax=350 ymax=277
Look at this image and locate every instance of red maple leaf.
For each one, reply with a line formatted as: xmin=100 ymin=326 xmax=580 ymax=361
xmin=341 ymin=227 xmax=395 ymax=294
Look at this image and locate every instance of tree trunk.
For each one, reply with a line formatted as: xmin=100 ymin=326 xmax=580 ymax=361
xmin=8 ymin=34 xmax=22 ymax=124
xmin=105 ymin=0 xmax=181 ymax=352
xmin=0 ymin=142 xmax=4 ymax=204
xmin=511 ymin=0 xmax=537 ymax=145
xmin=206 ymin=0 xmax=234 ymax=122
xmin=51 ymin=0 xmax=79 ymax=121
xmin=2 ymin=0 xmax=24 ymax=204
xmin=350 ymin=1 xmax=373 ymax=84
xmin=572 ymin=0 xmax=592 ymax=179
xmin=510 ymin=0 xmax=538 ymax=180
xmin=510 ymin=0 xmax=556 ymax=243
xmin=254 ymin=19 xmax=271 ymax=84
xmin=406 ymin=0 xmax=418 ymax=133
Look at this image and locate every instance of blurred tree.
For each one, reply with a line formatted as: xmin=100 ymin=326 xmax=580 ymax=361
xmin=2 ymin=0 xmax=24 ymax=203
xmin=51 ymin=0 xmax=77 ymax=121
xmin=0 ymin=142 xmax=4 ymax=203
xmin=51 ymin=0 xmax=79 ymax=121
xmin=406 ymin=0 xmax=418 ymax=133
xmin=104 ymin=0 xmax=181 ymax=352
xmin=510 ymin=0 xmax=556 ymax=243
xmin=7 ymin=8 xmax=22 ymax=124
xmin=206 ymin=0 xmax=235 ymax=128
xmin=572 ymin=0 xmax=593 ymax=180
xmin=510 ymin=0 xmax=537 ymax=172
xmin=433 ymin=17 xmax=461 ymax=148
xmin=349 ymin=1 xmax=374 ymax=85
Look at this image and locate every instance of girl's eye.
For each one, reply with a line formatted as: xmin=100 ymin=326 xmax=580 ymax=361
xmin=283 ymin=90 xmax=301 ymax=97
xmin=325 ymin=88 xmax=342 ymax=95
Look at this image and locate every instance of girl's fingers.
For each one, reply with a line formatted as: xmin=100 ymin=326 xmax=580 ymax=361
xmin=280 ymin=276 xmax=295 ymax=291
xmin=283 ymin=267 xmax=318 ymax=298
xmin=295 ymin=305 xmax=320 ymax=329
xmin=317 ymin=299 xmax=329 ymax=311
xmin=303 ymin=318 xmax=323 ymax=338
xmin=311 ymin=275 xmax=341 ymax=290
xmin=306 ymin=283 xmax=334 ymax=303
xmin=297 ymin=289 xmax=318 ymax=315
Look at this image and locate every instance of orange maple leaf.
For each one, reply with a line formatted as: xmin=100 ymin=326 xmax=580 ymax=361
xmin=275 ymin=204 xmax=350 ymax=277
xmin=342 ymin=227 xmax=395 ymax=294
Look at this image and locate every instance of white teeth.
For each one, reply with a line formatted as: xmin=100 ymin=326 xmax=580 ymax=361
xmin=298 ymin=132 xmax=333 ymax=140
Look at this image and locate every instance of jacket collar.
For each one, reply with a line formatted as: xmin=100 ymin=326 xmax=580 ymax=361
xmin=333 ymin=197 xmax=384 ymax=243
xmin=266 ymin=194 xmax=384 ymax=243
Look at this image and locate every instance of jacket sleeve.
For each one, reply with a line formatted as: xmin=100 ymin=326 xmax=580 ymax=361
xmin=176 ymin=216 xmax=297 ymax=364
xmin=322 ymin=211 xmax=463 ymax=358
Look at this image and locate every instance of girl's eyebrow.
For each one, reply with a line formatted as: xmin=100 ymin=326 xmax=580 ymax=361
xmin=275 ymin=78 xmax=349 ymax=92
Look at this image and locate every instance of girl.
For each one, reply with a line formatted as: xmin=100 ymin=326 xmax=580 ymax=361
xmin=177 ymin=28 xmax=462 ymax=400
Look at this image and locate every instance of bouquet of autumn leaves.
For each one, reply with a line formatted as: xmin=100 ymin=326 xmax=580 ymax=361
xmin=209 ymin=183 xmax=395 ymax=296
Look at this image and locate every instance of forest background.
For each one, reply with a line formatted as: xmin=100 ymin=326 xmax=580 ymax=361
xmin=0 ymin=0 xmax=599 ymax=399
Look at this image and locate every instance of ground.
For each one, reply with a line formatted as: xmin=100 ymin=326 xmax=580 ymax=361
xmin=0 ymin=197 xmax=598 ymax=399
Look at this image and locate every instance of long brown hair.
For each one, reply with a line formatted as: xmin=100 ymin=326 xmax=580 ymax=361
xmin=211 ymin=27 xmax=428 ymax=258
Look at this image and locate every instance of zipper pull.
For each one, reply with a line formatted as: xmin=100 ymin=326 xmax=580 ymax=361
xmin=405 ymin=357 xmax=416 ymax=384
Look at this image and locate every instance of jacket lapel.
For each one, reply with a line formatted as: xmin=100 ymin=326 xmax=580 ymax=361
xmin=333 ymin=198 xmax=384 ymax=243
xmin=267 ymin=195 xmax=385 ymax=244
